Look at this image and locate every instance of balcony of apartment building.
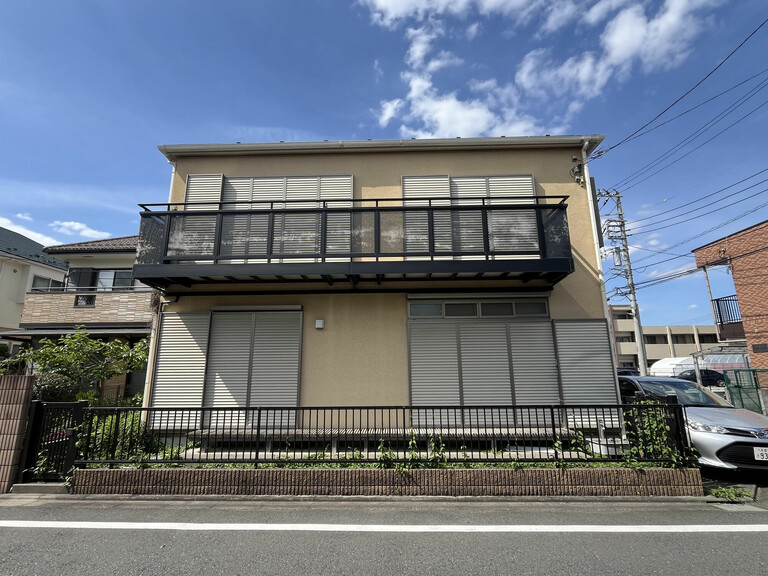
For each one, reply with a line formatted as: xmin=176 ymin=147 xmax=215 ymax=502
xmin=712 ymin=294 xmax=745 ymax=341
xmin=18 ymin=268 xmax=154 ymax=337
xmin=132 ymin=196 xmax=574 ymax=292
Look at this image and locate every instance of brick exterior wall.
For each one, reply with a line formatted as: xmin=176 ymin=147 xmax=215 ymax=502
xmin=694 ymin=221 xmax=768 ymax=369
xmin=71 ymin=467 xmax=704 ymax=497
xmin=0 ymin=375 xmax=33 ymax=493
xmin=20 ymin=291 xmax=154 ymax=326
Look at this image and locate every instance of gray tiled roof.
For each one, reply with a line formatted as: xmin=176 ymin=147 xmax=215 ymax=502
xmin=0 ymin=227 xmax=68 ymax=270
xmin=43 ymin=235 xmax=138 ymax=254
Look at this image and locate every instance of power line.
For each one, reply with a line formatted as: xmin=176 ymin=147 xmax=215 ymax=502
xmin=591 ymin=17 xmax=768 ymax=159
xmin=628 ymin=167 xmax=768 ymax=225
xmin=621 ymin=67 xmax=768 ymax=144
xmin=611 ymin=76 xmax=768 ymax=188
xmin=631 ymin=198 xmax=768 ymax=269
xmin=628 ymin=184 xmax=768 ymax=236
xmin=618 ymin=87 xmax=768 ymax=191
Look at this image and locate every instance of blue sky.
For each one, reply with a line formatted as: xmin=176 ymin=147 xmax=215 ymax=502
xmin=1 ymin=1 xmax=766 ymax=326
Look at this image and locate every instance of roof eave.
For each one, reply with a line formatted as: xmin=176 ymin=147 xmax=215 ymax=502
xmin=158 ymin=135 xmax=606 ymax=162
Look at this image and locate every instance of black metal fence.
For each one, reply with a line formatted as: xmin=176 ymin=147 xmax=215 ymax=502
xmin=60 ymin=403 xmax=693 ymax=469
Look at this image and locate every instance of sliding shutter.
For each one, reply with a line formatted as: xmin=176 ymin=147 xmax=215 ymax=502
xmin=507 ymin=320 xmax=560 ymax=404
xmin=250 ymin=312 xmax=302 ymax=426
xmin=554 ymin=320 xmax=617 ymax=405
xmin=459 ymin=322 xmax=513 ymax=425
xmin=450 ymin=177 xmax=487 ymax=259
xmin=402 ymin=176 xmax=451 ymax=259
xmin=170 ymin=174 xmax=223 ymax=260
xmin=150 ymin=312 xmax=210 ymax=428
xmin=220 ymin=177 xmax=253 ymax=263
xmin=320 ymin=175 xmax=353 ymax=261
xmin=487 ymin=176 xmax=537 ymax=258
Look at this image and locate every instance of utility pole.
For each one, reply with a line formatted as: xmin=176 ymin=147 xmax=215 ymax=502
xmin=599 ymin=189 xmax=648 ymax=375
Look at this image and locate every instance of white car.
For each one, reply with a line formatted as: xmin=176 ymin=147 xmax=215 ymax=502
xmin=618 ymin=376 xmax=768 ymax=470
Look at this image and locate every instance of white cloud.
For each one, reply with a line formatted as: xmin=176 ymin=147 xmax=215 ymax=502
xmin=362 ymin=0 xmax=720 ymax=138
xmin=687 ymin=304 xmax=698 ymax=309
xmin=405 ymin=24 xmax=443 ymax=69
xmin=541 ymin=1 xmax=579 ymax=35
xmin=358 ymin=0 xmax=542 ymax=28
xmin=425 ymin=50 xmax=464 ymax=73
xmin=374 ymin=59 xmax=384 ymax=82
xmin=0 ymin=217 xmax=60 ymax=246
xmin=15 ymin=213 xmax=33 ymax=221
xmin=584 ymin=0 xmax=631 ymax=26
xmin=378 ymin=98 xmax=405 ymax=127
xmin=50 ymin=221 xmax=110 ymax=240
xmin=466 ymin=21 xmax=481 ymax=40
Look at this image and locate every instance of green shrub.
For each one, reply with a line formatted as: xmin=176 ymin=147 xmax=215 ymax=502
xmin=33 ymin=373 xmax=80 ymax=402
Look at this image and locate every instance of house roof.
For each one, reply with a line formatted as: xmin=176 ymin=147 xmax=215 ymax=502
xmin=158 ymin=135 xmax=606 ymax=161
xmin=43 ymin=235 xmax=138 ymax=255
xmin=0 ymin=227 xmax=67 ymax=270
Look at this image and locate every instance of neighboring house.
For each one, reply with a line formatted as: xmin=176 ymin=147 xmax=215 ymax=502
xmin=3 ymin=235 xmax=154 ymax=399
xmin=609 ymin=304 xmax=719 ymax=369
xmin=693 ymin=220 xmax=768 ymax=370
xmin=0 ymin=227 xmax=67 ymax=354
xmin=133 ymin=136 xmax=618 ymax=415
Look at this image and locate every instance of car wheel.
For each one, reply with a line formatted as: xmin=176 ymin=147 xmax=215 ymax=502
xmin=716 ymin=379 xmax=724 ymax=386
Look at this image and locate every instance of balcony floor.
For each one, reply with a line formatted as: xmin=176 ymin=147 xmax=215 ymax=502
xmin=133 ymin=258 xmax=573 ymax=292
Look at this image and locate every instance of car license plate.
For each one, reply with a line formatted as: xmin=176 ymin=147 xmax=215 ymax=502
xmin=755 ymin=447 xmax=768 ymax=461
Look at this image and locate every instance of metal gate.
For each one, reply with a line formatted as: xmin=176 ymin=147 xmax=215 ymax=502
xmin=18 ymin=401 xmax=88 ymax=483
xmin=723 ymin=369 xmax=764 ymax=414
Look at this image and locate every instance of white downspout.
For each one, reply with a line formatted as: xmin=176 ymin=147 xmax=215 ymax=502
xmin=582 ymin=141 xmax=620 ymax=397
xmin=582 ymin=141 xmax=612 ymax=330
xmin=141 ymin=160 xmax=177 ymax=408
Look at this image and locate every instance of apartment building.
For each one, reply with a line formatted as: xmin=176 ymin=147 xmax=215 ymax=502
xmin=133 ymin=136 xmax=619 ymax=414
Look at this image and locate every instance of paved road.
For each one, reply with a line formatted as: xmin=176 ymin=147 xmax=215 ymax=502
xmin=1 ymin=495 xmax=767 ymax=576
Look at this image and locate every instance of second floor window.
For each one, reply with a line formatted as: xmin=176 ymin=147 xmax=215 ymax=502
xmin=32 ymin=275 xmax=64 ymax=290
xmin=67 ymin=268 xmax=141 ymax=291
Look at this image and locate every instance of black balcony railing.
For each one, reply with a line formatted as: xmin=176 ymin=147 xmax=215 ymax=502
xmin=712 ymin=295 xmax=745 ymax=340
xmin=713 ymin=295 xmax=741 ymax=324
xmin=59 ymin=403 xmax=693 ymax=469
xmin=135 ymin=195 xmax=571 ymax=267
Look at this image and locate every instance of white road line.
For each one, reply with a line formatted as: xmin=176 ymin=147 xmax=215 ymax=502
xmin=1 ymin=521 xmax=768 ymax=533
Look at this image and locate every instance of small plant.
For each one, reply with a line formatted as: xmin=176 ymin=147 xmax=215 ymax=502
xmin=428 ymin=434 xmax=447 ymax=467
xmin=376 ymin=438 xmax=397 ymax=469
xmin=623 ymin=400 xmax=687 ymax=468
xmin=708 ymin=486 xmax=753 ymax=502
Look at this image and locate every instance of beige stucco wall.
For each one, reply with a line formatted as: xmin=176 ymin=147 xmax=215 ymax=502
xmin=166 ymin=146 xmax=605 ymax=320
xmin=162 ymin=292 xmax=410 ymax=406
xmin=0 ymin=259 xmax=65 ymax=332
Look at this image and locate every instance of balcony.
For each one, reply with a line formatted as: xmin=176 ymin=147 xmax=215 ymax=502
xmin=19 ymin=287 xmax=154 ymax=331
xmin=133 ymin=196 xmax=574 ymax=291
xmin=712 ymin=295 xmax=745 ymax=340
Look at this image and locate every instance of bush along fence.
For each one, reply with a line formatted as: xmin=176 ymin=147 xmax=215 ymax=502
xmin=20 ymin=402 xmax=696 ymax=485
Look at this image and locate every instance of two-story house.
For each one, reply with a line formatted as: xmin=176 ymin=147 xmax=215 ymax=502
xmin=134 ymin=136 xmax=618 ymax=417
xmin=7 ymin=236 xmax=154 ymax=399
xmin=0 ymin=227 xmax=67 ymax=355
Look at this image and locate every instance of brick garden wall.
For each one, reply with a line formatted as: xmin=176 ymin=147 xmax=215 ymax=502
xmin=694 ymin=221 xmax=768 ymax=369
xmin=72 ymin=467 xmax=704 ymax=497
xmin=0 ymin=375 xmax=33 ymax=493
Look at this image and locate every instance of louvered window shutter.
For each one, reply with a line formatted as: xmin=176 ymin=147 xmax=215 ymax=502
xmin=150 ymin=312 xmax=210 ymax=428
xmin=555 ymin=320 xmax=618 ymax=405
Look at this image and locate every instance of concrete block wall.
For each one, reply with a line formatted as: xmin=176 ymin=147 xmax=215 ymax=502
xmin=0 ymin=375 xmax=33 ymax=493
